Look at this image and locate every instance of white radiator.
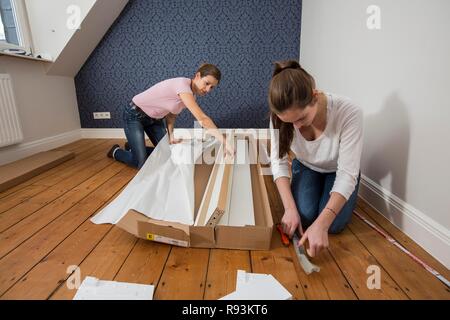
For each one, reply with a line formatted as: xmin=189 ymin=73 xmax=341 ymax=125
xmin=0 ymin=74 xmax=23 ymax=147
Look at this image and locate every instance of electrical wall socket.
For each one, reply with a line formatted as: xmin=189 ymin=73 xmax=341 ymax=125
xmin=93 ymin=112 xmax=111 ymax=119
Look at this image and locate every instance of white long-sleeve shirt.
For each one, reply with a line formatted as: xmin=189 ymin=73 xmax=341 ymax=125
xmin=270 ymin=93 xmax=363 ymax=200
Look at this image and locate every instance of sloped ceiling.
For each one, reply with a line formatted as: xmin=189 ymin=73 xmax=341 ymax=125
xmin=46 ymin=0 xmax=129 ymax=77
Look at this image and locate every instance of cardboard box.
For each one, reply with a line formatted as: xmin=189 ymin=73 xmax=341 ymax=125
xmin=116 ymin=137 xmax=273 ymax=250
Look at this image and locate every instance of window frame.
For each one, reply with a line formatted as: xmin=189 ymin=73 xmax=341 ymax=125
xmin=0 ymin=0 xmax=33 ymax=54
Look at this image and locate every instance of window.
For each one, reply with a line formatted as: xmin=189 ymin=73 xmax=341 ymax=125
xmin=0 ymin=14 xmax=6 ymax=42
xmin=0 ymin=0 xmax=32 ymax=54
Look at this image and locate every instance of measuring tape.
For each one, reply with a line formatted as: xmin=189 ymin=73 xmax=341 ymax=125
xmin=354 ymin=210 xmax=450 ymax=288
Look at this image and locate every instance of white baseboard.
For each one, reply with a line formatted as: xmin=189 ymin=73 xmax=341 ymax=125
xmin=359 ymin=174 xmax=450 ymax=269
xmin=0 ymin=129 xmax=82 ymax=166
xmin=81 ymin=128 xmax=126 ymax=139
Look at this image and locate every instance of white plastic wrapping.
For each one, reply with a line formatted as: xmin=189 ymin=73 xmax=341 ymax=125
xmin=91 ymin=135 xmax=219 ymax=226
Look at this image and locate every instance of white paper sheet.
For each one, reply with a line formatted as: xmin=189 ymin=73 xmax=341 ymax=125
xmin=91 ymin=135 xmax=219 ymax=226
xmin=219 ymin=270 xmax=292 ymax=300
xmin=73 ymin=276 xmax=154 ymax=300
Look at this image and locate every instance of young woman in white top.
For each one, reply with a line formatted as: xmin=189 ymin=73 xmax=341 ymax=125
xmin=269 ymin=60 xmax=363 ymax=258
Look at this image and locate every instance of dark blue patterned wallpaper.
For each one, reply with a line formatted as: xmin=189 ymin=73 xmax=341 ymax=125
xmin=75 ymin=0 xmax=302 ymax=128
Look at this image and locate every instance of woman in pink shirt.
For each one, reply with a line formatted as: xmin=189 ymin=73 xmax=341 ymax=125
xmin=107 ymin=63 xmax=230 ymax=169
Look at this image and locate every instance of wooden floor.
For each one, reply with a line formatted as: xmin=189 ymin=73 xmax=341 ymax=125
xmin=0 ymin=139 xmax=448 ymax=300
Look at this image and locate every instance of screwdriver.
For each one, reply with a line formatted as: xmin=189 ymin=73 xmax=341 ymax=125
xmin=276 ymin=223 xmax=290 ymax=246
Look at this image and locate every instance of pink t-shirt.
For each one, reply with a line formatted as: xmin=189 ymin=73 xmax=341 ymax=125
xmin=132 ymin=77 xmax=193 ymax=119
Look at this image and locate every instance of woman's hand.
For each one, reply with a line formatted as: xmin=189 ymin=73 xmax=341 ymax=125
xmin=169 ymin=135 xmax=183 ymax=144
xmin=223 ymin=139 xmax=235 ymax=158
xmin=281 ymin=208 xmax=303 ymax=238
xmin=298 ymin=220 xmax=329 ymax=257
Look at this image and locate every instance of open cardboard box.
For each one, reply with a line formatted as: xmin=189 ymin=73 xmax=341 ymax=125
xmin=116 ymin=136 xmax=274 ymax=250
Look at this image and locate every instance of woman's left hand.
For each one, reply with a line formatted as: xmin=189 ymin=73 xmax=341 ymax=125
xmin=298 ymin=220 xmax=329 ymax=258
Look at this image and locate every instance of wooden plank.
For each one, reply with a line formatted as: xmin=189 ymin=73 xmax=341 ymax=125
xmin=4 ymin=226 xmax=137 ymax=300
xmin=0 ymin=157 xmax=115 ymax=232
xmin=0 ymin=185 xmax=48 ymax=214
xmin=349 ymin=207 xmax=450 ymax=299
xmin=49 ymin=226 xmax=139 ymax=300
xmin=262 ymin=175 xmax=285 ymax=219
xmin=328 ymin=227 xmax=409 ymax=299
xmin=0 ymin=139 xmax=110 ymax=199
xmin=0 ymin=167 xmax=135 ymax=296
xmin=116 ymin=244 xmax=170 ymax=284
xmin=203 ymin=249 xmax=251 ymax=300
xmin=357 ymin=199 xmax=450 ymax=281
xmin=206 ymin=162 xmax=233 ymax=227
xmin=208 ymin=134 xmax=235 ymax=227
xmin=202 ymin=162 xmax=225 ymax=225
xmin=290 ymin=242 xmax=358 ymax=300
xmin=113 ymin=240 xmax=171 ymax=288
xmin=0 ymin=162 xmax=125 ymax=258
xmin=154 ymin=247 xmax=210 ymax=300
xmin=0 ymin=151 xmax=75 ymax=192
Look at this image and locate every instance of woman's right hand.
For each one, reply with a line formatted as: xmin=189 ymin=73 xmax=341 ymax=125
xmin=169 ymin=136 xmax=183 ymax=144
xmin=281 ymin=208 xmax=303 ymax=238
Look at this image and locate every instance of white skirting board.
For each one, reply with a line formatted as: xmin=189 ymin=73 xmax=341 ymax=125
xmin=81 ymin=128 xmax=126 ymax=139
xmin=359 ymin=174 xmax=450 ymax=269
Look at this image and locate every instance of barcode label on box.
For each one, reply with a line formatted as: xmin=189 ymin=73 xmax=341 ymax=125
xmin=146 ymin=233 xmax=189 ymax=247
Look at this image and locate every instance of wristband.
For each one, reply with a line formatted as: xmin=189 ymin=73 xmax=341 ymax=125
xmin=325 ymin=207 xmax=338 ymax=217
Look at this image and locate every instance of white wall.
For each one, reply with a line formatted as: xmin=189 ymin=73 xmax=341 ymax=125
xmin=0 ymin=55 xmax=81 ymax=164
xmin=25 ymin=0 xmax=96 ymax=60
xmin=300 ymin=0 xmax=450 ymax=267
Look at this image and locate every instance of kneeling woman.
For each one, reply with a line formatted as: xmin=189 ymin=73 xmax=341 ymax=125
xmin=108 ymin=63 xmax=232 ymax=168
xmin=269 ymin=60 xmax=363 ymax=258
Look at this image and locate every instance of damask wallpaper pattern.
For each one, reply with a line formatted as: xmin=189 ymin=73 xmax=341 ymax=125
xmin=75 ymin=0 xmax=302 ymax=128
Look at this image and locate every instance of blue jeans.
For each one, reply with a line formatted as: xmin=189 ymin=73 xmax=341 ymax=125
xmin=114 ymin=103 xmax=167 ymax=169
xmin=291 ymin=159 xmax=360 ymax=234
